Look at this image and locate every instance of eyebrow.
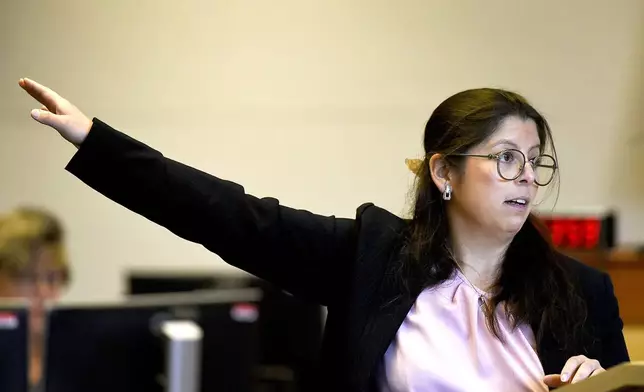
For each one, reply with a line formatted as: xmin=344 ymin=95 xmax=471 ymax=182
xmin=490 ymin=139 xmax=540 ymax=151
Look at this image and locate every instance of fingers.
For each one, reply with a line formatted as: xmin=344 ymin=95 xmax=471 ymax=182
xmin=570 ymin=359 xmax=602 ymax=384
xmin=18 ymin=78 xmax=62 ymax=113
xmin=18 ymin=78 xmax=91 ymax=146
xmin=543 ymin=374 xmax=564 ymax=387
xmin=591 ymin=367 xmax=605 ymax=377
xmin=560 ymin=355 xmax=587 ymax=383
xmin=544 ymin=356 xmax=605 ymax=388
xmin=30 ymin=108 xmax=61 ymax=128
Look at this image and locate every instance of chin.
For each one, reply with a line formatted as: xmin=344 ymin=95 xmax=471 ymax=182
xmin=501 ymin=216 xmax=529 ymax=236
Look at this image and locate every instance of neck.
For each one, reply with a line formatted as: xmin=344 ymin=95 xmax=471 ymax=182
xmin=29 ymin=331 xmax=43 ymax=386
xmin=447 ymin=213 xmax=513 ymax=291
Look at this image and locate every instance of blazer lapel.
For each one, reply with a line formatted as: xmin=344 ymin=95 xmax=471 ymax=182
xmin=536 ymin=330 xmax=566 ymax=377
xmin=353 ymin=253 xmax=421 ymax=391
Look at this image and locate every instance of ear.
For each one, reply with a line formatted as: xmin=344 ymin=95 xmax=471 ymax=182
xmin=428 ymin=154 xmax=453 ymax=193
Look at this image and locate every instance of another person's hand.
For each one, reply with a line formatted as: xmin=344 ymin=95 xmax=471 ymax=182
xmin=18 ymin=78 xmax=92 ymax=147
xmin=543 ymin=355 xmax=605 ymax=387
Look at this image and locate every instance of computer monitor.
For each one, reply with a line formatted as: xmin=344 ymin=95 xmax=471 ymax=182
xmin=43 ymin=289 xmax=261 ymax=392
xmin=127 ymin=270 xmax=325 ymax=390
xmin=0 ymin=301 xmax=29 ymax=392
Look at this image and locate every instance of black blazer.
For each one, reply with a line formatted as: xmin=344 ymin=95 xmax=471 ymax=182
xmin=65 ymin=119 xmax=629 ymax=391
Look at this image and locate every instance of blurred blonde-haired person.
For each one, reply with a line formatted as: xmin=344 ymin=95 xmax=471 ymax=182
xmin=0 ymin=207 xmax=70 ymax=389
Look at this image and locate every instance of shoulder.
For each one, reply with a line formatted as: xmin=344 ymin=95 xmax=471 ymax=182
xmin=351 ymin=203 xmax=410 ymax=264
xmin=556 ymin=252 xmax=611 ymax=297
xmin=354 ymin=202 xmax=409 ymax=236
xmin=557 ymin=253 xmax=608 ymax=287
xmin=355 ymin=202 xmax=406 ymax=224
xmin=556 ymin=252 xmax=619 ymax=320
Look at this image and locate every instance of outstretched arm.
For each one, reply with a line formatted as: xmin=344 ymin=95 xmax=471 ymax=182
xmin=19 ymin=78 xmax=358 ymax=306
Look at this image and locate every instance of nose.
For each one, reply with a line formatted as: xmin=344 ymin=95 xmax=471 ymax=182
xmin=36 ymin=280 xmax=49 ymax=297
xmin=517 ymin=160 xmax=536 ymax=184
xmin=35 ymin=278 xmax=58 ymax=299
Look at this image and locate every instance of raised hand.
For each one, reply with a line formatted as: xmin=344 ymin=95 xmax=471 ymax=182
xmin=18 ymin=78 xmax=92 ymax=147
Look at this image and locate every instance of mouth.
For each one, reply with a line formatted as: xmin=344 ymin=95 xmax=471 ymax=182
xmin=504 ymin=197 xmax=530 ymax=208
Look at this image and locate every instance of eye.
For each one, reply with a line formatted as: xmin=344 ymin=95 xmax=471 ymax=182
xmin=498 ymin=151 xmax=515 ymax=163
xmin=531 ymin=156 xmax=547 ymax=166
xmin=533 ymin=155 xmax=557 ymax=168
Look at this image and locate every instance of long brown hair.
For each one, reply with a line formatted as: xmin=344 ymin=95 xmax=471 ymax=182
xmin=402 ymin=88 xmax=586 ymax=351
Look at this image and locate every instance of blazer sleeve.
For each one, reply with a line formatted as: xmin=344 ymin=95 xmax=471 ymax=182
xmin=65 ymin=118 xmax=358 ymax=307
xmin=598 ymin=273 xmax=630 ymax=368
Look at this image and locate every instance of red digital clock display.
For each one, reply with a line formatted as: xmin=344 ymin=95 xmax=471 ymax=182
xmin=538 ymin=213 xmax=615 ymax=250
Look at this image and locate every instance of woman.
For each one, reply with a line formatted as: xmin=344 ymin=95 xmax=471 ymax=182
xmin=0 ymin=206 xmax=70 ymax=390
xmin=18 ymin=78 xmax=628 ymax=391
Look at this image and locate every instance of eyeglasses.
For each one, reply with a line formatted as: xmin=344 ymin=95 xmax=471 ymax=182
xmin=449 ymin=149 xmax=558 ymax=186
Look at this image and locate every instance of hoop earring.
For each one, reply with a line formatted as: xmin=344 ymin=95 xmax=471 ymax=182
xmin=443 ymin=182 xmax=452 ymax=201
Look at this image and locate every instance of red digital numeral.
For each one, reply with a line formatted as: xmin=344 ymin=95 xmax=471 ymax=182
xmin=567 ymin=220 xmax=583 ymax=248
xmin=542 ymin=218 xmax=601 ymax=249
xmin=583 ymin=219 xmax=601 ymax=249
xmin=549 ymin=220 xmax=566 ymax=247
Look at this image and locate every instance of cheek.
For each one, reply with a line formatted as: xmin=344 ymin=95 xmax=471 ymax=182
xmin=13 ymin=285 xmax=36 ymax=299
xmin=460 ymin=163 xmax=502 ymax=203
xmin=0 ymin=281 xmax=24 ymax=298
xmin=43 ymin=287 xmax=63 ymax=301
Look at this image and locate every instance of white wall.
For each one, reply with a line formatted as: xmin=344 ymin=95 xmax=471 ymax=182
xmin=0 ymin=0 xmax=643 ymax=301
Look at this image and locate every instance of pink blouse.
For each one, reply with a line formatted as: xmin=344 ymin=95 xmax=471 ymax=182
xmin=378 ymin=270 xmax=549 ymax=392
